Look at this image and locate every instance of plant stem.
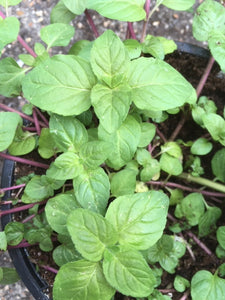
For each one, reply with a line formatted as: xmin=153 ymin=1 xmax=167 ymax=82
xmin=128 ymin=22 xmax=137 ymax=39
xmin=169 ymin=113 xmax=186 ymax=141
xmin=32 ymin=107 xmax=41 ymax=136
xmin=179 ymin=290 xmax=190 ymax=300
xmin=7 ymin=241 xmax=36 ymax=249
xmin=196 ymin=56 xmax=215 ymax=98
xmin=33 ymin=107 xmax=49 ymax=127
xmin=0 ymin=10 xmax=37 ymax=57
xmin=0 ymin=152 xmax=49 ymax=169
xmin=0 ymin=103 xmax=46 ymax=127
xmin=0 ymin=199 xmax=47 ymax=217
xmin=178 ymin=173 xmax=225 ymax=193
xmin=84 ymin=9 xmax=99 ymax=38
xmin=148 ymin=180 xmax=225 ymax=198
xmin=158 ymin=289 xmax=175 ymax=294
xmin=39 ymin=265 xmax=58 ymax=274
xmin=0 ymin=183 xmax=26 ymax=194
xmin=156 ymin=127 xmax=167 ymax=143
xmin=187 ymin=231 xmax=212 ymax=256
xmin=140 ymin=0 xmax=151 ymax=42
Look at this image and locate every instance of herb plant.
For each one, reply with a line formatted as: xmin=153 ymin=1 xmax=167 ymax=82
xmin=0 ymin=0 xmax=225 ymax=299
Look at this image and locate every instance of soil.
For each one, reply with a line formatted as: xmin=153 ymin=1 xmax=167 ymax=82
xmin=3 ymin=48 xmax=225 ymax=300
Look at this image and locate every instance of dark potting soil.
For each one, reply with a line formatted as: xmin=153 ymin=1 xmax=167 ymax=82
xmin=11 ymin=50 xmax=225 ymax=300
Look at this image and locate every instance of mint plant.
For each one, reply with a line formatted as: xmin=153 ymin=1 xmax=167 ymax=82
xmin=0 ymin=0 xmax=225 ymax=299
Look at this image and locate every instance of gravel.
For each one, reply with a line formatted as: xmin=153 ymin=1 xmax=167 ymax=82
xmin=0 ymin=1 xmax=205 ymax=299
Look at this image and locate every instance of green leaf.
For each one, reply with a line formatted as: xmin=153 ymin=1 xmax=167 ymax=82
xmin=34 ymin=42 xmax=46 ymax=56
xmin=0 ymin=57 xmax=26 ymax=96
xmin=45 ymin=193 xmax=79 ymax=235
xmin=91 ymin=30 xmax=129 ymax=87
xmin=0 ymin=112 xmax=21 ymax=151
xmin=140 ymin=159 xmax=161 ymax=181
xmin=5 ymin=222 xmax=24 ymax=246
xmin=103 ymin=245 xmax=156 ymax=297
xmin=38 ymin=128 xmax=57 ymax=159
xmin=69 ymin=40 xmax=93 ymax=60
xmin=50 ymin=0 xmax=76 ymax=24
xmin=0 ymin=267 xmax=19 ymax=284
xmin=175 ymin=193 xmax=205 ymax=226
xmin=174 ymin=275 xmax=190 ymax=292
xmin=198 ymin=206 xmax=221 ymax=237
xmin=138 ymin=122 xmax=156 ymax=147
xmin=128 ymin=57 xmax=197 ymax=111
xmin=8 ymin=126 xmax=36 ymax=156
xmin=216 ymin=245 xmax=225 ymax=259
xmin=0 ymin=231 xmax=7 ymax=251
xmin=208 ymin=31 xmax=225 ymax=72
xmin=160 ymin=153 xmax=183 ymax=176
xmin=191 ymin=96 xmax=217 ymax=127
xmin=24 ymin=227 xmax=53 ymax=252
xmin=73 ymin=167 xmax=110 ymax=215
xmin=47 ymin=152 xmax=84 ymax=180
xmin=191 ymin=138 xmax=213 ymax=155
xmin=146 ymin=235 xmax=186 ymax=274
xmin=212 ymin=149 xmax=225 ymax=183
xmin=123 ymin=39 xmax=141 ymax=59
xmin=80 ymin=141 xmax=111 ymax=169
xmin=62 ymin=0 xmax=87 ymax=14
xmin=142 ymin=35 xmax=177 ymax=59
xmin=148 ymin=289 xmax=171 ymax=300
xmin=161 ymin=141 xmax=182 ymax=159
xmin=22 ymin=55 xmax=96 ymax=116
xmin=136 ymin=148 xmax=152 ymax=166
xmin=217 ymin=226 xmax=225 ymax=250
xmin=23 ymin=175 xmax=64 ymax=203
xmin=105 ymin=191 xmax=169 ymax=250
xmin=67 ymin=209 xmax=118 ymax=261
xmin=193 ymin=0 xmax=225 ymax=42
xmin=110 ymin=169 xmax=137 ymax=197
xmin=191 ymin=270 xmax=225 ymax=300
xmin=19 ymin=54 xmax=35 ymax=66
xmin=53 ymin=243 xmax=82 ymax=267
xmin=87 ymin=0 xmax=146 ymax=22
xmin=49 ymin=114 xmax=88 ymax=153
xmin=40 ymin=23 xmax=75 ymax=49
xmin=0 ymin=16 xmax=20 ymax=52
xmin=202 ymin=113 xmax=225 ymax=145
xmin=162 ymin=0 xmax=195 ymax=10
xmin=53 ymin=260 xmax=115 ymax=300
xmin=91 ymin=83 xmax=131 ymax=133
xmin=99 ymin=115 xmax=141 ymax=170
xmin=0 ymin=0 xmax=22 ymax=6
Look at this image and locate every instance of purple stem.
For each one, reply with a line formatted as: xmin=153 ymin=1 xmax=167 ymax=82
xmin=169 ymin=113 xmax=186 ymax=141
xmin=0 ymin=199 xmax=47 ymax=217
xmin=32 ymin=108 xmax=41 ymax=136
xmin=187 ymin=231 xmax=212 ymax=256
xmin=84 ymin=9 xmax=99 ymax=38
xmin=128 ymin=22 xmax=137 ymax=40
xmin=0 ymin=152 xmax=49 ymax=169
xmin=1 ymin=199 xmax=22 ymax=205
xmin=140 ymin=0 xmax=151 ymax=42
xmin=179 ymin=290 xmax=190 ymax=300
xmin=8 ymin=240 xmax=37 ymax=249
xmin=196 ymin=56 xmax=215 ymax=98
xmin=0 ymin=103 xmax=46 ymax=128
xmin=156 ymin=127 xmax=167 ymax=143
xmin=145 ymin=0 xmax=151 ymax=19
xmin=34 ymin=107 xmax=49 ymax=127
xmin=39 ymin=265 xmax=58 ymax=274
xmin=0 ymin=184 xmax=26 ymax=194
xmin=148 ymin=180 xmax=225 ymax=199
xmin=158 ymin=289 xmax=175 ymax=294
xmin=0 ymin=10 xmax=37 ymax=58
xmin=23 ymin=127 xmax=37 ymax=132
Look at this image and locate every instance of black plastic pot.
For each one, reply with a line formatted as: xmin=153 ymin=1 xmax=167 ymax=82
xmin=0 ymin=42 xmax=211 ymax=300
xmin=1 ymin=159 xmax=50 ymax=300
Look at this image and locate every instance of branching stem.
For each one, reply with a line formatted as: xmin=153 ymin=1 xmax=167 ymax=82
xmin=84 ymin=9 xmax=99 ymax=38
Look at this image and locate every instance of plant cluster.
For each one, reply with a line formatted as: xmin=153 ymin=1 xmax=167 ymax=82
xmin=0 ymin=0 xmax=225 ymax=299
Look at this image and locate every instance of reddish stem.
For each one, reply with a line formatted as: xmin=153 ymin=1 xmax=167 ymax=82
xmin=32 ymin=108 xmax=41 ymax=136
xmin=196 ymin=56 xmax=215 ymax=98
xmin=0 ymin=183 xmax=26 ymax=194
xmin=0 ymin=103 xmax=46 ymax=127
xmin=84 ymin=9 xmax=99 ymax=38
xmin=140 ymin=0 xmax=151 ymax=42
xmin=128 ymin=22 xmax=137 ymax=40
xmin=39 ymin=265 xmax=58 ymax=274
xmin=8 ymin=241 xmax=37 ymax=249
xmin=148 ymin=180 xmax=225 ymax=199
xmin=169 ymin=113 xmax=186 ymax=141
xmin=156 ymin=127 xmax=167 ymax=143
xmin=179 ymin=290 xmax=190 ymax=300
xmin=0 ymin=152 xmax=49 ymax=169
xmin=0 ymin=10 xmax=37 ymax=57
xmin=33 ymin=107 xmax=49 ymax=127
xmin=187 ymin=231 xmax=212 ymax=256
xmin=0 ymin=199 xmax=47 ymax=217
xmin=158 ymin=289 xmax=175 ymax=294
